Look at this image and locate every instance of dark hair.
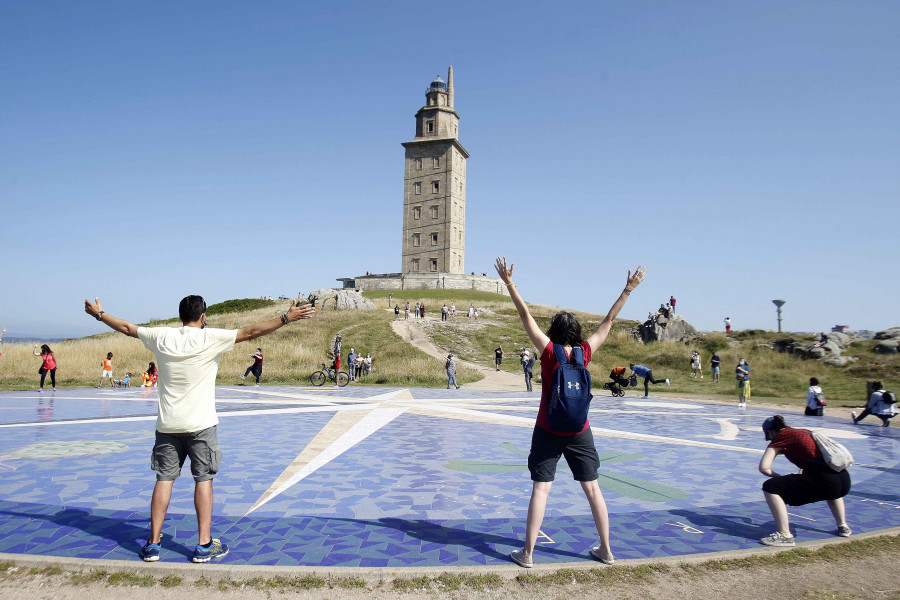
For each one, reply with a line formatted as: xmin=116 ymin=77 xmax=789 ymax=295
xmin=873 ymin=380 xmax=884 ymax=389
xmin=762 ymin=415 xmax=787 ymax=441
xmin=810 ymin=377 xmax=819 ymax=386
xmin=107 ymin=352 xmax=113 ymax=358
xmin=547 ymin=312 xmax=583 ymax=346
xmin=179 ymin=295 xmax=207 ymax=323
xmin=148 ymin=362 xmax=156 ymax=374
xmin=41 ymin=344 xmax=52 ymax=354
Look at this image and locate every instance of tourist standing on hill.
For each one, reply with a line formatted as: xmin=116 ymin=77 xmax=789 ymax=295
xmin=347 ymin=348 xmax=357 ymax=380
xmin=441 ymin=304 xmax=449 ymax=321
xmin=394 ymin=304 xmax=400 ymax=320
xmin=420 ymin=302 xmax=426 ymax=318
xmin=629 ymin=363 xmax=670 ymax=398
xmin=669 ymin=296 xmax=676 ymax=313
xmin=494 ymin=346 xmax=504 ymax=371
xmin=241 ymin=348 xmax=264 ymax=386
xmin=364 ymin=353 xmax=372 ymax=376
xmin=333 ymin=334 xmax=342 ymax=360
xmin=468 ymin=303 xmax=475 ymax=318
xmin=450 ymin=303 xmax=456 ymax=318
xmin=33 ymin=343 xmax=57 ymax=392
xmin=689 ymin=350 xmax=700 ymax=379
xmin=404 ymin=301 xmax=410 ymax=320
xmin=495 ymin=256 xmax=646 ymax=569
xmin=806 ymin=377 xmax=826 ymax=416
xmin=98 ymin=352 xmax=115 ymax=388
xmin=445 ymin=353 xmax=460 ymax=389
xmin=84 ymin=294 xmax=315 ymax=563
xmin=757 ymin=415 xmax=851 ymax=547
xmin=354 ymin=353 xmax=364 ymax=380
xmin=414 ymin=302 xmax=420 ymax=320
xmin=724 ymin=317 xmax=732 ymax=333
xmin=736 ymin=358 xmax=750 ymax=408
xmin=710 ymin=352 xmax=721 ymax=383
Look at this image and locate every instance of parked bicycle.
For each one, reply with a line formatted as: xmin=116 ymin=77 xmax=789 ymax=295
xmin=310 ymin=363 xmax=350 ymax=387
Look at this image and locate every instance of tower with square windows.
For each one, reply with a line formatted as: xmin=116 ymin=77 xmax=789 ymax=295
xmin=401 ymin=66 xmax=468 ymax=275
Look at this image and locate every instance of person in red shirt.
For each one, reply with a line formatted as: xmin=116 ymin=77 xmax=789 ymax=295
xmin=33 ymin=343 xmax=58 ymax=391
xmin=758 ymin=415 xmax=852 ymax=547
xmin=495 ymin=256 xmax=645 ymax=569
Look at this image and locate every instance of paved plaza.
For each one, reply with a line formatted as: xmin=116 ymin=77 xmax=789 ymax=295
xmin=0 ymin=386 xmax=898 ymax=568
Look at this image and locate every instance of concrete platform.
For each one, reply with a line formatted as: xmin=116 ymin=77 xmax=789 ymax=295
xmin=0 ymin=386 xmax=898 ymax=567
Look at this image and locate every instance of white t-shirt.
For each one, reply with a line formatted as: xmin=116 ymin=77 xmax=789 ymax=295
xmin=137 ymin=326 xmax=237 ymax=434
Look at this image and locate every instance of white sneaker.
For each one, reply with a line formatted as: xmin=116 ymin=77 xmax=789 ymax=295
xmin=739 ymin=402 xmax=745 ymax=408
xmin=240 ymin=375 xmax=246 ymax=380
xmin=510 ymin=549 xmax=533 ymax=568
xmin=665 ymin=379 xmax=670 ymax=386
xmin=851 ymin=411 xmax=858 ymax=424
xmin=836 ymin=524 xmax=852 ymax=537
xmin=641 ymin=395 xmax=649 ymax=399
xmin=589 ymin=546 xmax=615 ymax=565
xmin=760 ymin=531 xmax=795 ymax=547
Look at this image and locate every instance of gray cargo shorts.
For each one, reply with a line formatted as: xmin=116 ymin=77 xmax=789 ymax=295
xmin=151 ymin=425 xmax=221 ymax=482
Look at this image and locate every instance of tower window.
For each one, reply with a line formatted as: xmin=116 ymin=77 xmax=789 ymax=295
xmin=431 ymin=205 xmax=439 ymax=219
xmin=414 ymin=182 xmax=421 ymax=195
xmin=427 ymin=121 xmax=434 ymax=133
xmin=415 ymin=158 xmax=422 ymax=170
xmin=413 ymin=206 xmax=421 ymax=220
xmin=433 ymin=157 xmax=440 ymax=168
xmin=431 ymin=232 xmax=438 ymax=246
xmin=432 ymin=181 xmax=439 ymax=194
xmin=411 ymin=259 xmax=420 ymax=272
xmin=430 ymin=259 xmax=438 ymax=272
xmin=412 ymin=233 xmax=421 ymax=247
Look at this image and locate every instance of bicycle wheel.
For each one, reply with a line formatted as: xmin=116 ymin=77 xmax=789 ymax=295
xmin=337 ymin=371 xmax=350 ymax=387
xmin=310 ymin=371 xmax=326 ymax=386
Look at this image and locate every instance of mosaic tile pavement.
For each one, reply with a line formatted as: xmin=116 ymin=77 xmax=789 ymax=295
xmin=0 ymin=385 xmax=898 ymax=567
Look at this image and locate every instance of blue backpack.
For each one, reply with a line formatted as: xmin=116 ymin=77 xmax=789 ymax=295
xmin=547 ymin=344 xmax=593 ymax=432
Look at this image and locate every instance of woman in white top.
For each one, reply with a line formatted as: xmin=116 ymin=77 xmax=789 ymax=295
xmin=805 ymin=377 xmax=825 ymax=416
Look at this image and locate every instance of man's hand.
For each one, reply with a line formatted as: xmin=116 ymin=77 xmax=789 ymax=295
xmin=494 ymin=256 xmax=514 ymax=285
xmin=625 ymin=266 xmax=647 ymax=292
xmin=84 ymin=297 xmax=103 ymax=319
xmin=285 ymin=303 xmax=315 ymax=323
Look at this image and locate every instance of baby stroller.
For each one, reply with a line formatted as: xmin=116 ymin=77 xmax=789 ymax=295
xmin=603 ymin=367 xmax=629 ymax=397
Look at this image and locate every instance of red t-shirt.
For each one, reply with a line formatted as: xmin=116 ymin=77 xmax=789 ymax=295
xmin=768 ymin=427 xmax=821 ymax=469
xmin=537 ymin=340 xmax=593 ymax=436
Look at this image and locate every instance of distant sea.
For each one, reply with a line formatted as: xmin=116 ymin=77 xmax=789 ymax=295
xmin=2 ymin=336 xmax=67 ymax=344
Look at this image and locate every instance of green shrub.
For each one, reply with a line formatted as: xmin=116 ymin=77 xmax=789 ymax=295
xmin=207 ymin=298 xmax=278 ymax=315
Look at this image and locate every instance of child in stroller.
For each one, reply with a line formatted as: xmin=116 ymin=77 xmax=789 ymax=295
xmin=603 ymin=366 xmax=630 ymax=397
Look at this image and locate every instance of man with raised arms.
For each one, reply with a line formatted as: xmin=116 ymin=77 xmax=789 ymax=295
xmin=84 ymin=295 xmax=314 ymax=563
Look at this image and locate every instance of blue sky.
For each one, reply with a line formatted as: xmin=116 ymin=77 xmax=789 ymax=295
xmin=2 ymin=1 xmax=898 ymax=338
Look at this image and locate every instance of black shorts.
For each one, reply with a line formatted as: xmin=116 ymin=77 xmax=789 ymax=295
xmin=528 ymin=426 xmax=599 ymax=482
xmin=762 ymin=464 xmax=851 ymax=506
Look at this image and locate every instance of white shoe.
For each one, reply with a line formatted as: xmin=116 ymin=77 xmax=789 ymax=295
xmin=851 ymin=411 xmax=858 ymax=424
xmin=240 ymin=375 xmax=246 ymax=380
xmin=590 ymin=546 xmax=615 ymax=565
xmin=510 ymin=549 xmax=533 ymax=568
xmin=641 ymin=395 xmax=649 ymax=399
xmin=665 ymin=379 xmax=670 ymax=386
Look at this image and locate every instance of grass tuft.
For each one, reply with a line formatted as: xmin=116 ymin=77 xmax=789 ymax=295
xmin=159 ymin=575 xmax=182 ymax=587
xmin=107 ymin=571 xmax=154 ymax=587
xmin=69 ymin=570 xmax=109 ymax=584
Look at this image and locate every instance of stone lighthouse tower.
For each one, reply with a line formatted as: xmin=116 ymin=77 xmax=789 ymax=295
xmin=401 ymin=66 xmax=469 ymax=275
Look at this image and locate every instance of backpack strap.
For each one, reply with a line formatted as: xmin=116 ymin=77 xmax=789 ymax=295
xmin=552 ymin=344 xmax=570 ymax=367
xmin=571 ymin=345 xmax=585 ymax=367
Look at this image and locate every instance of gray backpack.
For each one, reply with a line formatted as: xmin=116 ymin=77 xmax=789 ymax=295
xmin=811 ymin=431 xmax=854 ymax=472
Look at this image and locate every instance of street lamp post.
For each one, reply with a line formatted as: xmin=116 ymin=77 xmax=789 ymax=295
xmin=772 ymin=299 xmax=786 ymax=333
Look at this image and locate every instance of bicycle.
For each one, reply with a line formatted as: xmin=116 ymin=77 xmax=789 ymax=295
xmin=310 ymin=363 xmax=350 ymax=387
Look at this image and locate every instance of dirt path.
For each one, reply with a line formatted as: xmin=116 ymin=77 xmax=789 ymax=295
xmin=390 ymin=317 xmax=525 ymax=391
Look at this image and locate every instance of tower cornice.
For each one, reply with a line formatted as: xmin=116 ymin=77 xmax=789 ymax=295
xmin=401 ymin=138 xmax=470 ymax=158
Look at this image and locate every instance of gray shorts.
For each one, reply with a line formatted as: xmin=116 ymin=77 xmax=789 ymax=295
xmin=151 ymin=426 xmax=221 ymax=482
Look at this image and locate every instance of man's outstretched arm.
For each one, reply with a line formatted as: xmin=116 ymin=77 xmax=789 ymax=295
xmin=235 ymin=303 xmax=315 ymax=343
xmin=84 ymin=297 xmax=140 ymax=338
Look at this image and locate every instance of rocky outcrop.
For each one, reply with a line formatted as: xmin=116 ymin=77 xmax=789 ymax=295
xmin=633 ymin=315 xmax=699 ymax=343
xmin=873 ymin=328 xmax=900 ymax=354
xmin=303 ymin=288 xmax=376 ymax=311
xmin=772 ymin=332 xmax=858 ymax=365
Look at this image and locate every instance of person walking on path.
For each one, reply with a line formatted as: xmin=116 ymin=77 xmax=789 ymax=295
xmin=852 ymin=382 xmax=896 ymax=426
xmin=241 ymin=348 xmax=264 ymax=386
xmin=757 ymin=415 xmax=851 ymax=547
xmin=806 ymin=377 xmax=826 ymax=416
xmin=724 ymin=317 xmax=732 ymax=333
xmin=710 ymin=352 xmax=721 ymax=383
xmin=495 ymin=255 xmax=646 ymax=569
xmin=630 ymin=363 xmax=669 ymax=398
xmin=441 ymin=304 xmax=449 ymax=321
xmin=494 ymin=346 xmax=504 ymax=371
xmin=98 ymin=352 xmax=115 ymax=388
xmin=445 ymin=353 xmax=460 ymax=389
xmin=524 ymin=351 xmax=536 ymax=392
xmin=736 ymin=358 xmax=751 ymax=408
xmin=33 ymin=343 xmax=57 ymax=391
xmin=84 ymin=294 xmax=314 ymax=563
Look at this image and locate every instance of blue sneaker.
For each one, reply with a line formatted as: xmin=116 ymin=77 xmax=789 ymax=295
xmin=140 ymin=541 xmax=161 ymax=562
xmin=192 ymin=538 xmax=229 ymax=563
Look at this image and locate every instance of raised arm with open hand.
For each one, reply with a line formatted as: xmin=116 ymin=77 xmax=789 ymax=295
xmin=585 ymin=265 xmax=646 ymax=352
xmin=84 ymin=297 xmax=141 ymax=338
xmin=494 ymin=256 xmax=550 ymax=351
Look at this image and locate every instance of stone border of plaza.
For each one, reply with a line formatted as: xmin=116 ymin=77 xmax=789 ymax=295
xmin=2 ymin=527 xmax=898 ymax=582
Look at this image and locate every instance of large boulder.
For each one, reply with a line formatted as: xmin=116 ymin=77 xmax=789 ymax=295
xmin=875 ymin=328 xmax=900 ymax=340
xmin=874 ymin=339 xmax=900 ymax=354
xmin=633 ymin=315 xmax=698 ymax=343
xmin=304 ymin=288 xmax=376 ymax=310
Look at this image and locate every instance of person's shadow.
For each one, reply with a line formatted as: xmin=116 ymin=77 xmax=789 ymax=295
xmin=668 ymin=508 xmax=839 ymax=539
xmin=326 ymin=517 xmax=587 ymax=562
xmin=0 ymin=504 xmax=194 ymax=560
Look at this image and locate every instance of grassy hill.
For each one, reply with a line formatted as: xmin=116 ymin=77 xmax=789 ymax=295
xmin=1 ymin=290 xmax=895 ymax=409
